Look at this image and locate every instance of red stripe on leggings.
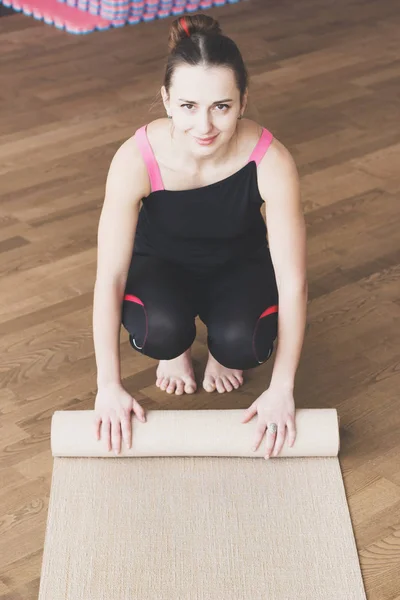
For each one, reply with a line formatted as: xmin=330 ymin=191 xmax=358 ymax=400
xmin=259 ymin=304 xmax=278 ymax=319
xmin=124 ymin=294 xmax=144 ymax=306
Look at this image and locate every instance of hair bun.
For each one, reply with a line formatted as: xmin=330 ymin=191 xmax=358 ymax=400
xmin=168 ymin=13 xmax=222 ymax=52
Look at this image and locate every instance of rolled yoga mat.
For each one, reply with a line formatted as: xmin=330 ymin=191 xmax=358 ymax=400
xmin=38 ymin=408 xmax=367 ymax=599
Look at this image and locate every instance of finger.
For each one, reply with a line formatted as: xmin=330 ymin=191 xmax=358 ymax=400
xmin=94 ymin=414 xmax=101 ymax=440
xmin=272 ymin=424 xmax=287 ymax=457
xmin=241 ymin=401 xmax=257 ymax=423
xmin=252 ymin=422 xmax=267 ymax=451
xmin=264 ymin=425 xmax=278 ymax=459
xmin=101 ymin=419 xmax=111 ymax=452
xmin=287 ymin=417 xmax=296 ymax=447
xmin=111 ymin=418 xmax=122 ymax=455
xmin=121 ymin=413 xmax=132 ymax=450
xmin=133 ymin=400 xmax=146 ymax=422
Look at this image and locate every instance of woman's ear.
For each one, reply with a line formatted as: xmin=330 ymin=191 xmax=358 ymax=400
xmin=241 ymin=89 xmax=249 ymax=114
xmin=161 ymin=86 xmax=169 ymax=113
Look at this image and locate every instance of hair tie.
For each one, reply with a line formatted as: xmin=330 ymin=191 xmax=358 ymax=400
xmin=180 ymin=17 xmax=190 ymax=37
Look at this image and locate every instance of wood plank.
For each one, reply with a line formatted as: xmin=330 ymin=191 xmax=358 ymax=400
xmin=0 ymin=0 xmax=399 ymax=597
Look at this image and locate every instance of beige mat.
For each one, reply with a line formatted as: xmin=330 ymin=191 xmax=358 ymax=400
xmin=38 ymin=408 xmax=367 ymax=600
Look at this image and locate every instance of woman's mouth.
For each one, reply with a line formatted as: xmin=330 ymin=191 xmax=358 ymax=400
xmin=194 ymin=134 xmax=219 ymax=145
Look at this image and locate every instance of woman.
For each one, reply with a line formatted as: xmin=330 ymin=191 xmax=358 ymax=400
xmin=93 ymin=14 xmax=308 ymax=460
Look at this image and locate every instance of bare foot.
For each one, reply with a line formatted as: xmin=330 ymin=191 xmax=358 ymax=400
xmin=202 ymin=351 xmax=244 ymax=393
xmin=156 ymin=348 xmax=197 ymax=395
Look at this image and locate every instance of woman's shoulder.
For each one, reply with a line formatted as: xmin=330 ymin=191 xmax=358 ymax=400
xmin=111 ymin=131 xmax=152 ymax=198
xmin=235 ymin=119 xmax=291 ymax=167
xmin=235 ymin=119 xmax=293 ymax=176
xmin=137 ymin=118 xmax=169 ymax=152
xmin=255 ymin=128 xmax=299 ymax=203
xmin=256 ymin=123 xmax=294 ymax=175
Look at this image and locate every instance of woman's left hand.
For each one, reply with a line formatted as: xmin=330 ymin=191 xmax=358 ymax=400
xmin=241 ymin=386 xmax=297 ymax=459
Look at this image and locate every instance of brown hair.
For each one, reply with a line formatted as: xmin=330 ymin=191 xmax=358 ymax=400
xmin=163 ymin=13 xmax=248 ymax=107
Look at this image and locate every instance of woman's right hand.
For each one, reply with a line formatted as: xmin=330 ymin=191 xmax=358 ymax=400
xmin=94 ymin=382 xmax=146 ymax=454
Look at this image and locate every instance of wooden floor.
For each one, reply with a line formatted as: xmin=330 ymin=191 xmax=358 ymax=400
xmin=1 ymin=0 xmax=400 ymax=598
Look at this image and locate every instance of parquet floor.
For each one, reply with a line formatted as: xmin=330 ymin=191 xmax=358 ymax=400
xmin=0 ymin=0 xmax=399 ymax=598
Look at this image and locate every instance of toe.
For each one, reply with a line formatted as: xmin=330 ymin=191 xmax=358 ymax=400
xmin=216 ymin=378 xmax=226 ymax=394
xmin=167 ymin=379 xmax=176 ymax=394
xmin=175 ymin=381 xmax=185 ymax=395
xmin=222 ymin=376 xmax=233 ymax=392
xmin=185 ymin=380 xmax=196 ymax=394
xmin=229 ymin=376 xmax=240 ymax=389
xmin=161 ymin=378 xmax=169 ymax=391
xmin=203 ymin=377 xmax=216 ymax=392
xmin=235 ymin=374 xmax=244 ymax=386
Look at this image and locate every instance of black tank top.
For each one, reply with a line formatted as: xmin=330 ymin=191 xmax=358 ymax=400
xmin=132 ymin=124 xmax=273 ymax=273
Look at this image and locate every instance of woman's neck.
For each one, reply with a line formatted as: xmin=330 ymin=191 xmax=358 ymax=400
xmin=168 ymin=124 xmax=241 ymax=173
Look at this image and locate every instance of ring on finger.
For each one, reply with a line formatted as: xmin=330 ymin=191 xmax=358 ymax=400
xmin=267 ymin=422 xmax=278 ymax=434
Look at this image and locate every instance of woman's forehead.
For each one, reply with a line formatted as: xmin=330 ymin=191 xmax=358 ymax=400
xmin=170 ymin=64 xmax=238 ymax=97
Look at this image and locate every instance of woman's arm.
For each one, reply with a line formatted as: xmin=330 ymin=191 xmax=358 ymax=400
xmin=257 ymin=138 xmax=308 ymax=391
xmin=94 ymin=136 xmax=150 ymax=388
xmin=268 ymin=285 xmax=307 ymax=391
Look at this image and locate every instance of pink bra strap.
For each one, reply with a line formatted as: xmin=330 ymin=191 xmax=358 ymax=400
xmin=134 ymin=125 xmax=164 ymax=192
xmin=247 ymin=128 xmax=274 ymax=166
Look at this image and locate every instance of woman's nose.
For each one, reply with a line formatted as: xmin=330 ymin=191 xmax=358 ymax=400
xmin=196 ymin=112 xmax=213 ymax=135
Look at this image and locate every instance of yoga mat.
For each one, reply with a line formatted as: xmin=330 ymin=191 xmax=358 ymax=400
xmin=0 ymin=0 xmax=244 ymax=34
xmin=38 ymin=408 xmax=367 ymax=599
xmin=0 ymin=0 xmax=113 ymax=34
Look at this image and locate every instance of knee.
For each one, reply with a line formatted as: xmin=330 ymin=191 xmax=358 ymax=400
xmin=145 ymin=311 xmax=196 ymax=360
xmin=208 ymin=311 xmax=278 ymax=370
xmin=122 ymin=298 xmax=195 ymax=360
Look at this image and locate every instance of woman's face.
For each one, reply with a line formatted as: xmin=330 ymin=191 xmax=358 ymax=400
xmin=162 ymin=65 xmax=247 ymax=152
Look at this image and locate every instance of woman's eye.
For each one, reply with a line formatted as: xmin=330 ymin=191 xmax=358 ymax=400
xmin=181 ymin=104 xmax=230 ymax=111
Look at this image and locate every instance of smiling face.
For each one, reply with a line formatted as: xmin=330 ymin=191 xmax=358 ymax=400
xmin=161 ymin=64 xmax=247 ymax=152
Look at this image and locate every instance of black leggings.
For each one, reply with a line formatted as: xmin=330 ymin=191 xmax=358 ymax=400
xmin=121 ymin=249 xmax=279 ymax=371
